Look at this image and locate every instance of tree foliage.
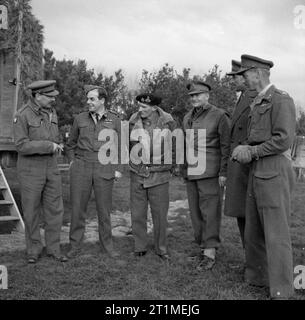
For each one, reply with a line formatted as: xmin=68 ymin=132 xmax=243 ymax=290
xmin=43 ymin=49 xmax=131 ymax=127
xmin=138 ymin=64 xmax=190 ymax=124
xmin=296 ymin=111 xmax=305 ymax=136
xmin=0 ymin=0 xmax=43 ymax=98
xmin=138 ymin=63 xmax=237 ymax=125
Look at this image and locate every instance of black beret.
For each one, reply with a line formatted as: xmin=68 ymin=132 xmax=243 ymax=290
xmin=135 ymin=94 xmax=162 ymax=106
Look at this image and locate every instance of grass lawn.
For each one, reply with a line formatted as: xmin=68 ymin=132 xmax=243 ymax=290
xmin=0 ymin=169 xmax=305 ymax=300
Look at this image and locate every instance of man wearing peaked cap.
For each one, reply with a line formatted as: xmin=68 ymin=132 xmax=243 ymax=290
xmin=186 ymin=80 xmax=212 ymax=95
xmin=13 ymin=79 xmax=67 ymax=263
xmin=231 ymin=54 xmax=296 ymax=299
xmin=65 ymin=84 xmax=122 ymax=259
xmin=27 ymin=80 xmax=59 ymax=96
xmin=224 ymin=60 xmax=257 ymax=255
xmin=182 ymin=80 xmax=231 ymax=270
xmin=235 ymin=54 xmax=274 ymax=75
xmin=226 ymin=60 xmax=242 ymax=76
xmin=129 ymin=93 xmax=177 ymax=260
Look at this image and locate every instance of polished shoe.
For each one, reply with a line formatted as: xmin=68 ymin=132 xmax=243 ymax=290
xmin=27 ymin=255 xmax=39 ymax=264
xmin=196 ymin=255 xmax=216 ymax=271
xmin=158 ymin=254 xmax=170 ymax=261
xmin=187 ymin=250 xmax=202 ymax=262
xmin=134 ymin=251 xmax=147 ymax=257
xmin=47 ymin=253 xmax=68 ymax=262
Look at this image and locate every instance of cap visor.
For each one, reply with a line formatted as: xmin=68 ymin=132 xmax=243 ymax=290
xmin=188 ymin=90 xmax=209 ymax=95
xmin=234 ymin=67 xmax=254 ymax=75
xmin=226 ymin=71 xmax=239 ymax=76
xmin=43 ymin=90 xmax=59 ymax=97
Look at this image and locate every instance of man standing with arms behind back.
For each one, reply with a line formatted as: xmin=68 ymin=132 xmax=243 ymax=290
xmin=232 ymin=54 xmax=296 ymax=299
xmin=13 ymin=80 xmax=67 ymax=264
xmin=224 ymin=60 xmax=257 ymax=252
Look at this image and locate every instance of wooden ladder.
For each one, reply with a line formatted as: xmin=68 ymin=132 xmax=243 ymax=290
xmin=0 ymin=166 xmax=24 ymax=232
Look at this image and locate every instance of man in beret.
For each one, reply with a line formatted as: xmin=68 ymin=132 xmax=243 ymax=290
xmin=232 ymin=54 xmax=296 ymax=299
xmin=65 ymin=85 xmax=122 ymax=258
xmin=129 ymin=93 xmax=177 ymax=260
xmin=182 ymin=81 xmax=231 ymax=270
xmin=13 ymin=80 xmax=67 ymax=263
xmin=224 ymin=60 xmax=257 ymax=254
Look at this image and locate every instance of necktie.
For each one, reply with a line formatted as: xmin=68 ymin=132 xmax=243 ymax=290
xmin=95 ymin=114 xmax=99 ymax=123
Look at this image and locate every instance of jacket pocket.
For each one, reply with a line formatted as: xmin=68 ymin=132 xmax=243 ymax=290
xmin=252 ymin=103 xmax=272 ymax=130
xmin=254 ymin=171 xmax=281 ymax=209
xmin=28 ymin=120 xmax=43 ymax=140
xmin=79 ymin=123 xmax=91 ymax=136
xmin=254 ymin=171 xmax=279 ymax=179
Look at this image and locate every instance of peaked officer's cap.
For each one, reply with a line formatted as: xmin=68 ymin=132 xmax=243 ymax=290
xmin=227 ymin=60 xmax=242 ymax=76
xmin=235 ymin=54 xmax=274 ymax=75
xmin=27 ymin=80 xmax=59 ymax=97
xmin=186 ymin=80 xmax=211 ymax=95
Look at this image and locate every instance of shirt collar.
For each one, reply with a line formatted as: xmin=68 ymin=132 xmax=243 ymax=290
xmin=257 ymin=83 xmax=273 ymax=98
xmin=90 ymin=109 xmax=107 ymax=122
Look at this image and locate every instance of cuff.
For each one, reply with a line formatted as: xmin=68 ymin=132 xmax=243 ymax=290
xmin=250 ymin=145 xmax=259 ymax=160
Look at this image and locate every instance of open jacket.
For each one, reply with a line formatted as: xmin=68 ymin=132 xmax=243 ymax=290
xmin=129 ymin=107 xmax=177 ymax=187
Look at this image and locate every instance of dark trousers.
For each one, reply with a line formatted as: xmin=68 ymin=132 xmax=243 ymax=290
xmin=245 ymin=156 xmax=295 ymax=298
xmin=18 ymin=156 xmax=64 ymax=257
xmin=69 ymin=158 xmax=114 ymax=253
xmin=130 ymin=173 xmax=169 ymax=255
xmin=186 ymin=177 xmax=222 ymax=249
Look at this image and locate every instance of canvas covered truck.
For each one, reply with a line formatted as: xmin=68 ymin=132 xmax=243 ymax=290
xmin=0 ymin=47 xmax=19 ymax=167
xmin=1 ymin=0 xmax=43 ymax=232
xmin=1 ymin=0 xmax=44 ymax=166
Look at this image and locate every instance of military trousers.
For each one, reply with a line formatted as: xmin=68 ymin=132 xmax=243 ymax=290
xmin=186 ymin=177 xmax=222 ymax=249
xmin=245 ymin=155 xmax=295 ymax=299
xmin=17 ymin=155 xmax=64 ymax=257
xmin=130 ymin=172 xmax=169 ymax=255
xmin=69 ymin=158 xmax=114 ymax=253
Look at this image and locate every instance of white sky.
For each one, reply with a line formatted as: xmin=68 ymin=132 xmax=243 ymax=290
xmin=31 ymin=0 xmax=305 ymax=107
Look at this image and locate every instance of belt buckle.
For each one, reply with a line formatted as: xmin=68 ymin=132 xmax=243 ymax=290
xmin=141 ymin=165 xmax=150 ymax=178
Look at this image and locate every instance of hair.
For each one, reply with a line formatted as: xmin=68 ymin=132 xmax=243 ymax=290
xmin=96 ymin=88 xmax=107 ymax=100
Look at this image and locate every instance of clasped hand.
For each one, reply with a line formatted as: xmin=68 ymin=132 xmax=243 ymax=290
xmin=231 ymin=145 xmax=252 ymax=164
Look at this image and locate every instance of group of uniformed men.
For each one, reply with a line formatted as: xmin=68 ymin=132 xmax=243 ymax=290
xmin=13 ymin=54 xmax=297 ymax=300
